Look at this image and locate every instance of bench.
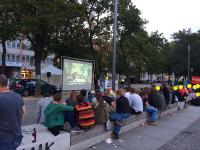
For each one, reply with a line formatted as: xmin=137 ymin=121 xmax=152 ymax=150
xmin=17 ymin=124 xmax=70 ymax=150
xmin=70 ymin=103 xmax=179 ymax=150
xmin=19 ymin=102 xmax=180 ymax=150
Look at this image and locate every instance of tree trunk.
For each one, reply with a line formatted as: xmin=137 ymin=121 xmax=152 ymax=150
xmin=120 ymin=41 xmax=130 ymax=86
xmin=89 ymin=36 xmax=99 ymax=79
xmin=1 ymin=39 xmax=6 ymax=74
xmin=34 ymin=35 xmax=44 ymax=97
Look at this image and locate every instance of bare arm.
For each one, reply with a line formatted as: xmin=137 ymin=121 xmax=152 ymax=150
xmin=22 ymin=105 xmax=27 ymax=122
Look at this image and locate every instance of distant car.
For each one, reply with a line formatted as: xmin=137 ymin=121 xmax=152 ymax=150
xmin=10 ymin=79 xmax=58 ymax=97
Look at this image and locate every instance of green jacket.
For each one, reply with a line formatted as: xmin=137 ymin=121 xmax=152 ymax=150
xmin=44 ymin=103 xmax=73 ymax=128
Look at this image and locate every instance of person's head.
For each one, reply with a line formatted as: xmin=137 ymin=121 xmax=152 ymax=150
xmin=116 ymin=89 xmax=125 ymax=97
xmin=77 ymin=94 xmax=84 ymax=103
xmin=43 ymin=92 xmax=51 ymax=98
xmin=104 ymin=89 xmax=109 ymax=96
xmin=80 ymin=89 xmax=87 ymax=97
xmin=69 ymin=90 xmax=77 ymax=101
xmin=53 ymin=93 xmax=62 ymax=102
xmin=0 ymin=74 xmax=8 ymax=88
xmin=96 ymin=92 xmax=104 ymax=106
xmin=130 ymin=87 xmax=136 ymax=93
xmin=125 ymin=86 xmax=130 ymax=92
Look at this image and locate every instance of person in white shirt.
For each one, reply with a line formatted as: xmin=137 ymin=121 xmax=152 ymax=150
xmin=36 ymin=92 xmax=53 ymax=124
xmin=129 ymin=88 xmax=143 ymax=114
xmin=124 ymin=87 xmax=131 ymax=101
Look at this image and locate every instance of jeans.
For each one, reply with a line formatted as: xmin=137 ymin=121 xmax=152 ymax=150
xmin=0 ymin=136 xmax=22 ymax=150
xmin=144 ymin=105 xmax=158 ymax=122
xmin=63 ymin=111 xmax=76 ymax=128
xmin=110 ymin=113 xmax=131 ymax=135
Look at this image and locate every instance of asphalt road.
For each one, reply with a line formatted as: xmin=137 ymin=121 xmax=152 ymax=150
xmin=23 ymin=98 xmax=39 ymax=126
xmin=158 ymin=118 xmax=200 ymax=150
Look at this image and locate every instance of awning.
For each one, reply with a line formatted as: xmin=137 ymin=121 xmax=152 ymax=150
xmin=41 ymin=65 xmax=62 ymax=75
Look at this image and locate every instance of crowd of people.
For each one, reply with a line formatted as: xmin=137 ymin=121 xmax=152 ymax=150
xmin=36 ymin=83 xmax=200 ymax=139
xmin=1 ymin=72 xmax=200 ymax=149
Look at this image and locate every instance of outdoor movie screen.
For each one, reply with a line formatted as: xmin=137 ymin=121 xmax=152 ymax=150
xmin=62 ymin=58 xmax=93 ymax=91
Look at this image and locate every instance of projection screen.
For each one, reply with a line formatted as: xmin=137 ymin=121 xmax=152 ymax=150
xmin=62 ymin=57 xmax=94 ymax=91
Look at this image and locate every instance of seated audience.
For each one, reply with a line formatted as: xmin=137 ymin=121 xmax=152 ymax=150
xmin=103 ymin=89 xmax=114 ymax=106
xmin=110 ymin=89 xmax=131 ymax=139
xmin=140 ymin=89 xmax=158 ymax=126
xmin=80 ymin=89 xmax=90 ymax=103
xmin=66 ymin=90 xmax=77 ymax=107
xmin=36 ymin=92 xmax=52 ymax=124
xmin=75 ymin=95 xmax=95 ymax=129
xmin=94 ymin=93 xmax=110 ymax=125
xmin=64 ymin=90 xmax=83 ymax=132
xmin=149 ymin=88 xmax=162 ymax=110
xmin=163 ymin=83 xmax=170 ymax=105
xmin=44 ymin=93 xmax=74 ymax=136
xmin=129 ymin=88 xmax=143 ymax=114
xmin=124 ymin=87 xmax=131 ymax=100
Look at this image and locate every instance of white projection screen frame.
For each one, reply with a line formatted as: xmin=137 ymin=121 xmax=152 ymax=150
xmin=61 ymin=57 xmax=94 ymax=91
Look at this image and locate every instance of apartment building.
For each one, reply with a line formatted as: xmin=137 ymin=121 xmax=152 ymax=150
xmin=0 ymin=40 xmax=54 ymax=78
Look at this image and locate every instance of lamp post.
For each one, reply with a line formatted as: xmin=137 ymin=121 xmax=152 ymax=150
xmin=19 ymin=33 xmax=23 ymax=79
xmin=112 ymin=0 xmax=118 ymax=92
xmin=187 ymin=44 xmax=191 ymax=83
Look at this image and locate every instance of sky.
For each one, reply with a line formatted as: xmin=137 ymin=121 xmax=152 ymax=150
xmin=133 ymin=0 xmax=200 ymax=40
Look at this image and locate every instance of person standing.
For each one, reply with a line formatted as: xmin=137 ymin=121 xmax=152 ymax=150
xmin=0 ymin=74 xmax=26 ymax=150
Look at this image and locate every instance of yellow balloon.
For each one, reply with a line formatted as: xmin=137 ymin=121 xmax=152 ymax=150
xmin=173 ymin=86 xmax=178 ymax=91
xmin=197 ymin=84 xmax=200 ymax=89
xmin=179 ymin=85 xmax=183 ymax=90
xmin=187 ymin=84 xmax=192 ymax=89
xmin=195 ymin=92 xmax=200 ymax=97
xmin=155 ymin=86 xmax=160 ymax=91
xmin=193 ymin=85 xmax=197 ymax=90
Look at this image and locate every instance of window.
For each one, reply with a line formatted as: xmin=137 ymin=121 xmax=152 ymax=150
xmin=22 ymin=56 xmax=25 ymax=61
xmin=11 ymin=55 xmax=15 ymax=61
xmin=7 ymin=42 xmax=11 ymax=48
xmin=12 ymin=42 xmax=15 ymax=48
xmin=26 ymin=56 xmax=30 ymax=62
xmin=7 ymin=54 xmax=10 ymax=61
xmin=16 ymin=56 xmax=20 ymax=61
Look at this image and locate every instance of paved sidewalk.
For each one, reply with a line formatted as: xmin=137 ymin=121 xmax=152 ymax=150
xmin=87 ymin=106 xmax=200 ymax=150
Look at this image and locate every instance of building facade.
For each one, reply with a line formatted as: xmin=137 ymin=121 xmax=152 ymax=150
xmin=0 ymin=40 xmax=54 ymax=79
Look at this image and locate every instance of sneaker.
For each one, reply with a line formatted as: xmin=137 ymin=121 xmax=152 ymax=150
xmin=63 ymin=122 xmax=71 ymax=131
xmin=111 ymin=132 xmax=119 ymax=139
xmin=71 ymin=127 xmax=84 ymax=133
xmin=148 ymin=121 xmax=158 ymax=126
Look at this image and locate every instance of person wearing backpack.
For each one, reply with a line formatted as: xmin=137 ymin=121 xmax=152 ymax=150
xmin=75 ymin=95 xmax=95 ymax=129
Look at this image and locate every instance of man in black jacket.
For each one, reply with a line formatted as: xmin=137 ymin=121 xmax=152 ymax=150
xmin=109 ymin=89 xmax=131 ymax=139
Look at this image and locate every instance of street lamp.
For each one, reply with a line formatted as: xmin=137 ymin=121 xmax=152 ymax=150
xmin=187 ymin=44 xmax=191 ymax=83
xmin=112 ymin=0 xmax=118 ymax=92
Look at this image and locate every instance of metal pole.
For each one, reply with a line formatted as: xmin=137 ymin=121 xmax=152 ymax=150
xmin=19 ymin=33 xmax=23 ymax=79
xmin=112 ymin=0 xmax=118 ymax=92
xmin=187 ymin=44 xmax=191 ymax=83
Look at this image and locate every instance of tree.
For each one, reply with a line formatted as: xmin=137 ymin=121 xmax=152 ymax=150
xmin=0 ymin=0 xmax=18 ymax=74
xmin=80 ymin=0 xmax=112 ymax=78
xmin=116 ymin=1 xmax=147 ymax=85
xmin=16 ymin=0 xmax=83 ymax=96
xmin=168 ymin=29 xmax=200 ymax=77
